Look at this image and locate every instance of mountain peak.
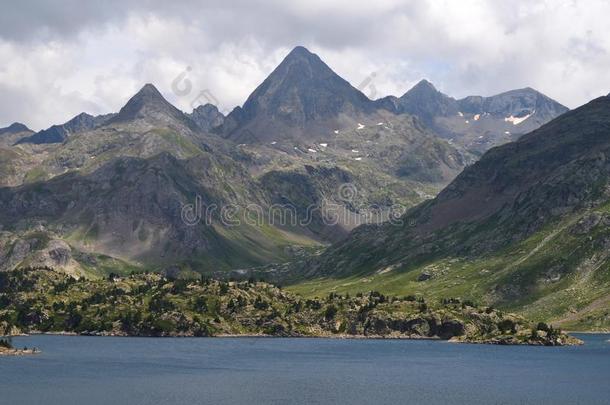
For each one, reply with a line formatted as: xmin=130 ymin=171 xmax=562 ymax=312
xmin=110 ymin=83 xmax=195 ymax=128
xmin=412 ymin=79 xmax=438 ymax=92
xmin=138 ymin=83 xmax=163 ymax=97
xmin=398 ymin=79 xmax=458 ymax=123
xmin=0 ymin=122 xmax=31 ymax=135
xmin=128 ymin=83 xmax=167 ymax=105
xmin=224 ymin=46 xmax=374 ymax=142
xmin=275 ymin=45 xmax=329 ymax=74
xmin=286 ymin=45 xmax=314 ymax=58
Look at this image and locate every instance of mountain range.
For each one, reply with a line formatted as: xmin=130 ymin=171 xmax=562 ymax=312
xmin=287 ymin=94 xmax=610 ymax=330
xmin=378 ymin=79 xmax=569 ymax=154
xmin=3 ymin=46 xmax=601 ymax=329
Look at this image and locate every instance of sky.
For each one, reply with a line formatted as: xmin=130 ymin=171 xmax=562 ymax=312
xmin=1 ymin=0 xmax=610 ymax=130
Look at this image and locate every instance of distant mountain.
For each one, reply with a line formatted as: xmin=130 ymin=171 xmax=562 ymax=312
xmin=291 ymin=94 xmax=610 ymax=330
xmin=16 ymin=112 xmax=115 ymax=145
xmin=0 ymin=84 xmax=329 ymax=274
xmin=108 ymin=83 xmax=198 ymax=132
xmin=388 ymin=79 xmax=460 ymax=124
xmin=0 ymin=122 xmax=34 ymax=148
xmin=380 ymin=81 xmax=569 ymax=154
xmin=223 ymin=46 xmax=379 ymax=143
xmin=0 ymin=48 xmax=566 ymax=288
xmin=0 ymin=122 xmax=32 ymax=136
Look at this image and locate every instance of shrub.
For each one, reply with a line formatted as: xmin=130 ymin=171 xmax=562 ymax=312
xmin=0 ymin=338 xmax=12 ymax=349
xmin=324 ymin=305 xmax=338 ymax=320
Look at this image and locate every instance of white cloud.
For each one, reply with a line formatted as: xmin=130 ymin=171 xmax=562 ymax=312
xmin=1 ymin=0 xmax=610 ymax=129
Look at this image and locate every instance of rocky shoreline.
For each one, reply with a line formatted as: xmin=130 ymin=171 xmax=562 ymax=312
xmin=0 ymin=337 xmax=40 ymax=356
xmin=0 ymin=269 xmax=582 ymax=347
xmin=0 ymin=346 xmax=40 ymax=356
xmin=15 ymin=329 xmax=583 ymax=346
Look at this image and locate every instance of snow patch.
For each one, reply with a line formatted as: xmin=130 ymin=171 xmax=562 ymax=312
xmin=474 ymin=114 xmax=481 ymax=121
xmin=458 ymin=111 xmax=464 ymax=117
xmin=333 ymin=130 xmax=339 ymax=134
xmin=505 ymin=110 xmax=534 ymax=125
xmin=319 ymin=143 xmax=328 ymax=147
xmin=354 ymin=157 xmax=362 ymax=161
xmin=377 ymin=122 xmax=384 ymax=126
xmin=270 ymin=141 xmax=277 ymax=145
xmin=351 ymin=149 xmax=359 ymax=153
xmin=357 ymin=123 xmax=365 ymax=130
xmin=307 ymin=148 xmax=317 ymax=153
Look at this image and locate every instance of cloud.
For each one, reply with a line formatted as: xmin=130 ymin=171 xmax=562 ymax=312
xmin=1 ymin=0 xmax=609 ymax=129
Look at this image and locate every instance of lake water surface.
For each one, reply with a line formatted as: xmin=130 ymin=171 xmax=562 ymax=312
xmin=1 ymin=334 xmax=609 ymax=404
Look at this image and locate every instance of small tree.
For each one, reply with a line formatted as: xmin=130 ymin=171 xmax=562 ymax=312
xmin=0 ymin=337 xmax=13 ymax=349
xmin=324 ymin=305 xmax=338 ymax=321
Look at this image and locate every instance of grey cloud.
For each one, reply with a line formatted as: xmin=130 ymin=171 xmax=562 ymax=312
xmin=1 ymin=1 xmax=610 ymax=129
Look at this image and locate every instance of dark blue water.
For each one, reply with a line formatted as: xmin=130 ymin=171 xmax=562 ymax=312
xmin=1 ymin=334 xmax=609 ymax=404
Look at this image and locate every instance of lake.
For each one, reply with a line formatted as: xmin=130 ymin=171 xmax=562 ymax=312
xmin=1 ymin=334 xmax=609 ymax=404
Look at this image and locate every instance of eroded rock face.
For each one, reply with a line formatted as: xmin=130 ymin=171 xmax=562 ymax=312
xmin=46 ymin=240 xmax=72 ymax=267
xmin=0 ymin=233 xmax=74 ymax=272
xmin=359 ymin=312 xmax=465 ymax=339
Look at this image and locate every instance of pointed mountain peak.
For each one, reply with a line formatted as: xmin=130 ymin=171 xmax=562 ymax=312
xmin=285 ymin=45 xmax=315 ymax=59
xmin=402 ymin=79 xmax=444 ymax=99
xmin=136 ymin=83 xmax=164 ymax=98
xmin=397 ymin=79 xmax=458 ymax=122
xmin=275 ymin=45 xmax=328 ymax=73
xmin=110 ymin=83 xmax=194 ymax=128
xmin=226 ymin=46 xmax=373 ymax=142
xmin=126 ymin=83 xmax=167 ymax=105
xmin=412 ymin=79 xmax=438 ymax=91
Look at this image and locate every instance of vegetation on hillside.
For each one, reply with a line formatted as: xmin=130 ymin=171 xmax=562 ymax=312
xmin=0 ymin=268 xmax=580 ymax=345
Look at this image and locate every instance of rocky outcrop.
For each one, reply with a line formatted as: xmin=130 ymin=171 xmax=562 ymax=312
xmin=189 ymin=104 xmax=225 ymax=132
